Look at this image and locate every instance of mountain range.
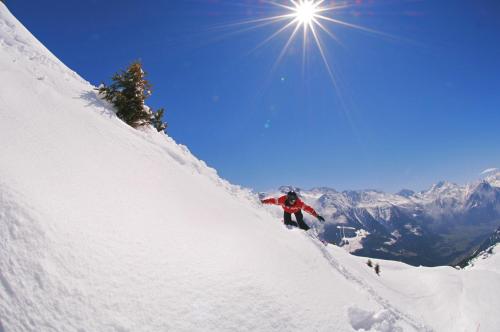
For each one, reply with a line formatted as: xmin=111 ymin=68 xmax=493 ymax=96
xmin=263 ymin=171 xmax=500 ymax=266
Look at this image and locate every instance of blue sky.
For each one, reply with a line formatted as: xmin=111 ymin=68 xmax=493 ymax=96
xmin=8 ymin=0 xmax=500 ymax=192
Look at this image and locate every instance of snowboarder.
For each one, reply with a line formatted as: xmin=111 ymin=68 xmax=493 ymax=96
xmin=261 ymin=191 xmax=325 ymax=230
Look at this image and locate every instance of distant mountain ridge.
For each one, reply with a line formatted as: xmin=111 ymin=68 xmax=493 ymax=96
xmin=263 ymin=171 xmax=500 ymax=266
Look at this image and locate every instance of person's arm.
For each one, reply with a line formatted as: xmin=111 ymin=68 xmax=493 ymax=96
xmin=261 ymin=197 xmax=279 ymax=205
xmin=302 ymin=202 xmax=325 ymax=222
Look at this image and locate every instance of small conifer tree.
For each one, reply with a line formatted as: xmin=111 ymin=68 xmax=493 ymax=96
xmin=374 ymin=263 xmax=381 ymax=276
xmin=366 ymin=259 xmax=373 ymax=268
xmin=151 ymin=107 xmax=167 ymax=132
xmin=97 ymin=61 xmax=167 ymax=131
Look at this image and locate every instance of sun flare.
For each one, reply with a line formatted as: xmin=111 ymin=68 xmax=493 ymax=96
xmin=223 ymin=0 xmax=389 ymax=89
xmin=293 ymin=0 xmax=320 ymax=26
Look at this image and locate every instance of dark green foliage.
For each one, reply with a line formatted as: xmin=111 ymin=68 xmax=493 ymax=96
xmin=151 ymin=108 xmax=167 ymax=132
xmin=97 ymin=61 xmax=167 ymax=131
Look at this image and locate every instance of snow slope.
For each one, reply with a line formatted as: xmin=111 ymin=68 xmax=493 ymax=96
xmin=0 ymin=4 xmax=499 ymax=331
xmin=468 ymin=244 xmax=500 ymax=272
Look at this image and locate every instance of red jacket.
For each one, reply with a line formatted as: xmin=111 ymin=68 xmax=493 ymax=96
xmin=261 ymin=195 xmax=319 ymax=217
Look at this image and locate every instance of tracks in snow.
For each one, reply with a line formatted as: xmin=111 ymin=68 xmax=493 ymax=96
xmin=305 ymin=232 xmax=434 ymax=332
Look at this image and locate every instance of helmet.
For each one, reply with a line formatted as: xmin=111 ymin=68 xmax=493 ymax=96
xmin=287 ymin=191 xmax=298 ymax=203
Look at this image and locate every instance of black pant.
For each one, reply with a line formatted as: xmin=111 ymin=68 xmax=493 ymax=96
xmin=284 ymin=210 xmax=310 ymax=231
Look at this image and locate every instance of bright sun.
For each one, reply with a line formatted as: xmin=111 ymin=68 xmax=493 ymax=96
xmin=223 ymin=0 xmax=389 ymax=89
xmin=293 ymin=1 xmax=319 ymax=26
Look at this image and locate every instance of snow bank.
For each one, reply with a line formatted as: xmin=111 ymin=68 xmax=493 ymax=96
xmin=1 ymin=3 xmax=499 ymax=331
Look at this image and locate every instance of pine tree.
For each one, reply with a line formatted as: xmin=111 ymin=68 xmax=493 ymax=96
xmin=374 ymin=263 xmax=381 ymax=276
xmin=366 ymin=259 xmax=373 ymax=268
xmin=151 ymin=107 xmax=167 ymax=132
xmin=97 ymin=61 xmax=167 ymax=131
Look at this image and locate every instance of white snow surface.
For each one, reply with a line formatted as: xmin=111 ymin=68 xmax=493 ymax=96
xmin=1 ymin=4 xmax=500 ymax=331
xmin=342 ymin=229 xmax=370 ymax=253
xmin=485 ymin=172 xmax=500 ymax=188
xmin=467 ymin=244 xmax=500 ymax=272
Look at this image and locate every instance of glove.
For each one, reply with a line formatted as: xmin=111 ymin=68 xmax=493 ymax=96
xmin=317 ymin=215 xmax=325 ymax=222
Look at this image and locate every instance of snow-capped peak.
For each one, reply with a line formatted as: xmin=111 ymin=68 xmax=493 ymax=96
xmin=485 ymin=170 xmax=500 ymax=188
xmin=396 ymin=189 xmax=415 ymax=198
xmin=427 ymin=180 xmax=460 ymax=193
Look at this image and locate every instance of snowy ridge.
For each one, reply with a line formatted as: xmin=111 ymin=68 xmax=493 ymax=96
xmin=467 ymin=243 xmax=500 ymax=271
xmin=0 ymin=4 xmax=84 ymax=86
xmin=1 ymin=3 xmax=500 ymax=331
xmin=485 ymin=171 xmax=500 ymax=188
xmin=460 ymin=227 xmax=500 ymax=268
